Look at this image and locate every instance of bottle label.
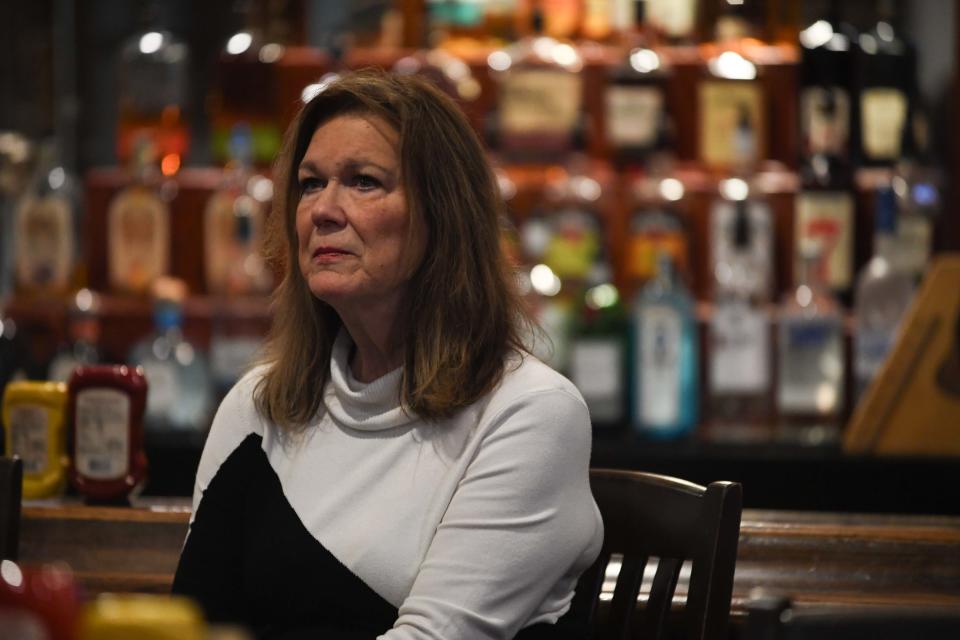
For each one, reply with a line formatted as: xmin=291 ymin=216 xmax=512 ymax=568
xmin=15 ymin=194 xmax=74 ymax=292
xmin=606 ymin=86 xmax=663 ymax=148
xmin=543 ymin=210 xmax=601 ymax=280
xmin=777 ymin=318 xmax=843 ymax=414
xmin=710 ymin=200 xmax=773 ymax=299
xmin=639 ymin=306 xmax=682 ymax=426
xmin=861 ymin=88 xmax=907 ymax=160
xmin=543 ymin=0 xmax=581 ymax=38
xmin=698 ymin=80 xmax=764 ymax=168
xmin=625 ymin=214 xmax=688 ymax=283
xmin=108 ymin=186 xmax=170 ymax=293
xmin=9 ymin=404 xmax=49 ymax=475
xmin=795 ymin=191 xmax=854 ymax=290
xmin=855 ymin=327 xmax=895 ymax=385
xmin=500 ymin=70 xmax=582 ymax=138
xmin=710 ymin=303 xmax=769 ymax=394
xmin=801 ymin=86 xmax=850 ymax=156
xmin=646 ymin=0 xmax=697 ymax=38
xmin=570 ymin=338 xmax=623 ymax=401
xmin=204 ymin=189 xmax=239 ymax=294
xmin=75 ymin=388 xmax=130 ymax=480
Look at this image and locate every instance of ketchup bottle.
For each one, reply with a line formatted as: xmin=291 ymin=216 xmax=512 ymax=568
xmin=67 ymin=365 xmax=148 ymax=503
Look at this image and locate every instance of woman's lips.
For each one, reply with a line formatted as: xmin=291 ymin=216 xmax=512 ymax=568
xmin=313 ymin=247 xmax=351 ymax=262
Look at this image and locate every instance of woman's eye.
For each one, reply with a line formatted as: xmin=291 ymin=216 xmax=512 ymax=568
xmin=299 ymin=177 xmax=324 ymax=194
xmin=353 ymin=174 xmax=381 ymax=190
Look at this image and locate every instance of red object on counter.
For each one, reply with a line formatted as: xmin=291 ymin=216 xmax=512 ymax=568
xmin=67 ymin=365 xmax=149 ymax=503
xmin=0 ymin=560 xmax=81 ymax=640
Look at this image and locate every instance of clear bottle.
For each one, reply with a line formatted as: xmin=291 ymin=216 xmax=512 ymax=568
xmin=708 ymin=179 xmax=773 ymax=437
xmin=632 ymin=252 xmax=699 ymax=438
xmin=116 ymin=1 xmax=191 ymax=169
xmin=129 ymin=278 xmax=212 ymax=445
xmin=107 ymin=136 xmax=172 ymax=294
xmin=568 ymin=262 xmax=628 ymax=429
xmin=853 ymin=186 xmax=915 ymax=401
xmin=48 ymin=288 xmax=102 ymax=383
xmin=14 ymin=141 xmax=83 ymax=296
xmin=891 ymin=107 xmax=939 ymax=282
xmin=776 ymin=242 xmax=845 ymax=443
xmin=204 ymin=124 xmax=273 ymax=297
xmin=487 ymin=7 xmax=584 ymax=162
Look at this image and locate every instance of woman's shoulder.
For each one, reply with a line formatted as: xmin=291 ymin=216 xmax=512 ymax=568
xmin=200 ymin=365 xmax=271 ymax=460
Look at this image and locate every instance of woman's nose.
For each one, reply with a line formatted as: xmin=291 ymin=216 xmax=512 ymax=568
xmin=309 ymin=180 xmax=346 ymax=229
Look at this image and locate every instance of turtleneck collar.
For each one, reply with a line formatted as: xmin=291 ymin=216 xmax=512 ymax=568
xmin=324 ymin=329 xmax=416 ymax=432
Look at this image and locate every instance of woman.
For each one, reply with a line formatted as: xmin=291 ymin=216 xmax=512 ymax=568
xmin=173 ymin=69 xmax=603 ymax=639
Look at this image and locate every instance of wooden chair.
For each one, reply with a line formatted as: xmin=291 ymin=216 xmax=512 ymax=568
xmin=743 ymin=593 xmax=960 ymax=640
xmin=0 ymin=456 xmax=23 ymax=560
xmin=570 ymin=469 xmax=742 ymax=640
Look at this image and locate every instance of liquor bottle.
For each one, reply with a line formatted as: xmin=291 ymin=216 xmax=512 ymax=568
xmin=211 ymin=0 xmax=286 ymax=167
xmin=853 ymin=187 xmax=915 ymax=401
xmin=632 ymin=252 xmax=699 ymax=438
xmin=487 ymin=7 xmax=583 ymax=162
xmin=204 ymin=124 xmax=273 ymax=296
xmin=605 ymin=1 xmax=671 ymax=167
xmin=1 ymin=133 xmax=36 ymax=304
xmin=68 ymin=364 xmax=149 ymax=504
xmin=116 ymin=0 xmax=190 ymax=169
xmin=645 ymin=0 xmax=701 ymax=45
xmin=2 ymin=381 xmax=69 ymax=499
xmin=48 ymin=288 xmax=102 ymax=383
xmin=393 ymin=46 xmax=482 ymax=106
xmin=623 ymin=176 xmax=690 ymax=294
xmin=891 ymin=107 xmax=939 ymax=281
xmin=210 ymin=303 xmax=266 ymax=402
xmin=855 ymin=0 xmax=916 ymax=166
xmin=795 ymin=151 xmax=854 ymax=297
xmin=698 ymin=12 xmax=765 ymax=169
xmin=776 ymin=242 xmax=845 ymax=442
xmin=107 ymin=137 xmax=171 ymax=294
xmin=708 ymin=179 xmax=773 ymax=437
xmin=542 ymin=0 xmax=582 ymax=40
xmin=13 ymin=141 xmax=82 ymax=296
xmin=129 ymin=278 xmax=213 ymax=444
xmin=798 ymin=0 xmax=857 ymax=165
xmin=710 ymin=178 xmax=773 ymax=301
xmin=568 ymin=263 xmax=628 ymax=428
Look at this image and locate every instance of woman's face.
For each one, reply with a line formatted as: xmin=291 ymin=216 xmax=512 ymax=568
xmin=295 ymin=113 xmax=424 ymax=311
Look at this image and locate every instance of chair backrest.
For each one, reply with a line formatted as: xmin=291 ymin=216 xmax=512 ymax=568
xmin=744 ymin=593 xmax=960 ymax=640
xmin=571 ymin=469 xmax=742 ymax=640
xmin=0 ymin=456 xmax=23 ymax=560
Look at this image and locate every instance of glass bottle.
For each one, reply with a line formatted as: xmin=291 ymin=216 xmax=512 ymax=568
xmin=568 ymin=262 xmax=628 ymax=429
xmin=211 ymin=0 xmax=286 ymax=167
xmin=623 ymin=175 xmax=691 ymax=296
xmin=605 ymin=0 xmax=672 ymax=167
xmin=853 ymin=186 xmax=915 ymax=401
xmin=487 ymin=7 xmax=584 ymax=162
xmin=798 ymin=0 xmax=857 ymax=165
xmin=14 ymin=141 xmax=82 ymax=297
xmin=2 ymin=381 xmax=69 ymax=499
xmin=855 ymin=0 xmax=916 ymax=167
xmin=632 ymin=252 xmax=699 ymax=438
xmin=116 ymin=1 xmax=191 ymax=170
xmin=68 ymin=364 xmax=149 ymax=504
xmin=128 ymin=278 xmax=213 ymax=445
xmin=48 ymin=288 xmax=102 ymax=384
xmin=204 ymin=124 xmax=273 ymax=297
xmin=776 ymin=242 xmax=845 ymax=443
xmin=1 ymin=133 xmax=36 ymax=304
xmin=708 ymin=178 xmax=773 ymax=437
xmin=645 ymin=0 xmax=701 ymax=45
xmin=107 ymin=137 xmax=172 ymax=294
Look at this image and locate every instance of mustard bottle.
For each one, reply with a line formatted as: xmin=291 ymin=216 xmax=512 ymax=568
xmin=78 ymin=593 xmax=207 ymax=640
xmin=2 ymin=381 xmax=69 ymax=499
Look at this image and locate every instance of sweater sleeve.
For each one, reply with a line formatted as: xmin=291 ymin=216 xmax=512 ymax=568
xmin=380 ymin=387 xmax=603 ymax=640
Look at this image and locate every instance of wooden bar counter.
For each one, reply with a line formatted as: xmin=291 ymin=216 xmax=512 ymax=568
xmin=20 ymin=501 xmax=960 ymax=624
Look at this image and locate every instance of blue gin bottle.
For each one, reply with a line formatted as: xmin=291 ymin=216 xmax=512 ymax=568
xmin=632 ymin=253 xmax=699 ymax=437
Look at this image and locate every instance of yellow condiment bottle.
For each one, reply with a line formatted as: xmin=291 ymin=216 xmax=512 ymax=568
xmin=78 ymin=594 xmax=207 ymax=640
xmin=2 ymin=381 xmax=69 ymax=499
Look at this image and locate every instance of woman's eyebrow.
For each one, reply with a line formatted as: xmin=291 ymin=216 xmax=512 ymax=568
xmin=298 ymin=158 xmax=394 ymax=175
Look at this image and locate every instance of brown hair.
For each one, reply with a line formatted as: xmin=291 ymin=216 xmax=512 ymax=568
xmin=255 ymin=69 xmax=533 ymax=428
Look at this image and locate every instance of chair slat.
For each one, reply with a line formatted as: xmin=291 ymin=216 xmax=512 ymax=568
xmin=641 ymin=557 xmax=683 ymax=640
xmin=603 ymin=554 xmax=648 ymax=640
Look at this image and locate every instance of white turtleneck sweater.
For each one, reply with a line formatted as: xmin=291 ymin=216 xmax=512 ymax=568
xmin=179 ymin=331 xmax=603 ymax=639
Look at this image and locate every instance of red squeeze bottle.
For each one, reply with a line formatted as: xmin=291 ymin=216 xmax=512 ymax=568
xmin=67 ymin=364 xmax=149 ymax=503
